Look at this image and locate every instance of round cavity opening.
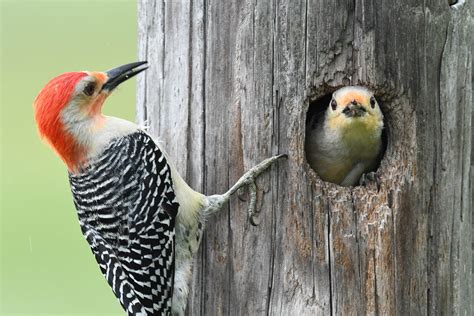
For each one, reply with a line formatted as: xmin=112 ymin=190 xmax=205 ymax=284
xmin=305 ymin=88 xmax=388 ymax=187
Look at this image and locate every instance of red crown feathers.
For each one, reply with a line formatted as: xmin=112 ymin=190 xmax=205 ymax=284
xmin=34 ymin=72 xmax=87 ymax=171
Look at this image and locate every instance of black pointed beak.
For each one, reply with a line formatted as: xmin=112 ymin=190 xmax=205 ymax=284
xmin=343 ymin=103 xmax=366 ymax=117
xmin=101 ymin=61 xmax=148 ymax=92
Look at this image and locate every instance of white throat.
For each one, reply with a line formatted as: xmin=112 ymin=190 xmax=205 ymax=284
xmin=61 ymin=104 xmax=138 ymax=160
xmin=87 ymin=116 xmax=139 ymax=158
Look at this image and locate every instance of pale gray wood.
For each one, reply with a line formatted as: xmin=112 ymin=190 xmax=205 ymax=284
xmin=434 ymin=2 xmax=472 ymax=314
xmin=137 ymin=0 xmax=473 ymax=314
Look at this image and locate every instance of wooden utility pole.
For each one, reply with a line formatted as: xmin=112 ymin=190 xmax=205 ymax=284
xmin=137 ymin=1 xmax=472 ymax=314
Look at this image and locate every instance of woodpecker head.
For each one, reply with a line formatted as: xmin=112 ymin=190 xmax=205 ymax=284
xmin=34 ymin=61 xmax=148 ymax=172
xmin=326 ymin=86 xmax=383 ymax=134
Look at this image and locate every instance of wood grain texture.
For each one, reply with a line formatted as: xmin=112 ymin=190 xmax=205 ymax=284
xmin=137 ymin=0 xmax=473 ymax=314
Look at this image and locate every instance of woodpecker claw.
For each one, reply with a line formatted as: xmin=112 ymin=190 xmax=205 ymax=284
xmin=359 ymin=171 xmax=380 ymax=190
xmin=249 ymin=214 xmax=260 ymax=226
xmin=203 ymin=154 xmax=287 ymax=220
xmin=237 ymin=187 xmax=247 ymax=202
xmin=227 ymin=154 xmax=286 ymax=224
xmin=247 ymin=181 xmax=259 ymax=226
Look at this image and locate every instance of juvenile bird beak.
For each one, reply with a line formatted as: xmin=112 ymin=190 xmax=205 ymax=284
xmin=101 ymin=61 xmax=148 ymax=92
xmin=342 ymin=102 xmax=366 ymax=118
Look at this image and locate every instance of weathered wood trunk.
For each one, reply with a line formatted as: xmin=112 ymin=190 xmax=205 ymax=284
xmin=137 ymin=0 xmax=472 ymax=314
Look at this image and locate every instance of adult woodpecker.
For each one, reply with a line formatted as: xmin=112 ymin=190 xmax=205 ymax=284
xmin=34 ymin=61 xmax=285 ymax=315
xmin=305 ymin=86 xmax=384 ymax=186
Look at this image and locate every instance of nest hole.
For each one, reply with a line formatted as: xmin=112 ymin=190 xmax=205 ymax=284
xmin=305 ymin=89 xmax=389 ymax=187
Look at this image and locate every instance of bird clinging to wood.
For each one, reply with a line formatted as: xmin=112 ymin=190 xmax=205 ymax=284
xmin=33 ymin=61 xmax=285 ymax=315
xmin=305 ymin=86 xmax=384 ymax=186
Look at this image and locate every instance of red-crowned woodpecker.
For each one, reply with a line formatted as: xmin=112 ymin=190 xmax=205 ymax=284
xmin=34 ymin=61 xmax=285 ymax=315
xmin=305 ymin=86 xmax=384 ymax=186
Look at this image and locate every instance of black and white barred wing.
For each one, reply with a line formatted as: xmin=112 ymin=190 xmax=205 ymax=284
xmin=69 ymin=132 xmax=179 ymax=315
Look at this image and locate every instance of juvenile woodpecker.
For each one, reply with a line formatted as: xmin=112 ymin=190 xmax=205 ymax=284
xmin=305 ymin=86 xmax=384 ymax=186
xmin=34 ymin=61 xmax=285 ymax=315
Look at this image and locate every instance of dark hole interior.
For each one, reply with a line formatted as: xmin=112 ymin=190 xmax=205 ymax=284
xmin=305 ymin=92 xmax=388 ymax=186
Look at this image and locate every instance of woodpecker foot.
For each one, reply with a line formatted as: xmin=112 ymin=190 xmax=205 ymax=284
xmin=203 ymin=154 xmax=287 ymax=223
xmin=228 ymin=154 xmax=287 ymax=225
xmin=359 ymin=171 xmax=379 ymax=190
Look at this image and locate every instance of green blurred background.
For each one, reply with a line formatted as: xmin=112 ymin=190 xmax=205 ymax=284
xmin=1 ymin=0 xmax=138 ymax=314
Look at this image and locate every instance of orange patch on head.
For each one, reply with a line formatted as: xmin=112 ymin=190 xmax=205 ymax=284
xmin=90 ymin=71 xmax=108 ymax=87
xmin=85 ymin=73 xmax=109 ymax=117
xmin=337 ymin=91 xmax=369 ymax=107
xmin=34 ymin=72 xmax=88 ymax=171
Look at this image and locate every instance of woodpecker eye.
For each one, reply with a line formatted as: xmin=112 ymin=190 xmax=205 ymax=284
xmin=330 ymin=99 xmax=337 ymax=111
xmin=370 ymin=96 xmax=376 ymax=109
xmin=83 ymin=82 xmax=96 ymax=96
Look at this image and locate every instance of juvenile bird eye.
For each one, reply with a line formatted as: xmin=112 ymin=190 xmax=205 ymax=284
xmin=370 ymin=96 xmax=376 ymax=108
xmin=83 ymin=82 xmax=96 ymax=96
xmin=330 ymin=99 xmax=337 ymax=110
